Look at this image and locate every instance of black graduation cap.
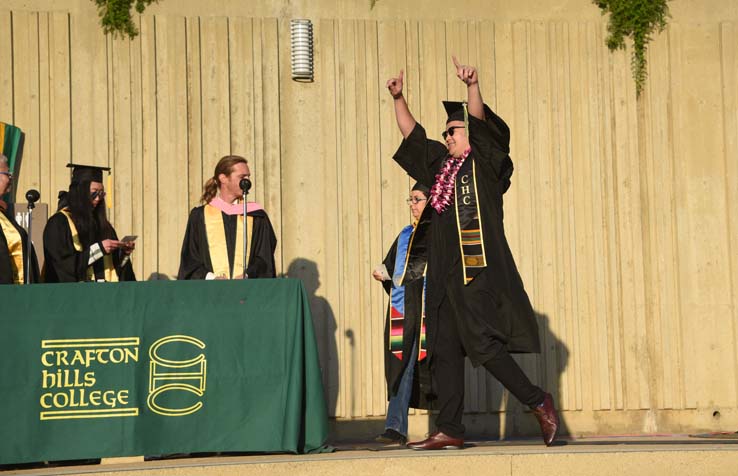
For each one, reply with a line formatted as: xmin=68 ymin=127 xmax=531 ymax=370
xmin=67 ymin=163 xmax=110 ymax=184
xmin=443 ymin=100 xmax=468 ymax=124
xmin=412 ymin=181 xmax=430 ymax=196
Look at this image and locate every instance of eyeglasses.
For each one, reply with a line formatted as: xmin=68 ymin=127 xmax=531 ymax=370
xmin=0 ymin=171 xmax=12 ymax=179
xmin=442 ymin=126 xmax=464 ymax=140
xmin=406 ymin=197 xmax=427 ymax=205
xmin=90 ymin=190 xmax=107 ymax=200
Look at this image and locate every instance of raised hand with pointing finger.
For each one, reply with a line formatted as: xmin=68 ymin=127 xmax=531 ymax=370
xmin=452 ymin=55 xmax=478 ymax=86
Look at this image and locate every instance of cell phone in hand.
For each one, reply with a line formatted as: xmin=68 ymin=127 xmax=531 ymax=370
xmin=121 ymin=235 xmax=138 ymax=243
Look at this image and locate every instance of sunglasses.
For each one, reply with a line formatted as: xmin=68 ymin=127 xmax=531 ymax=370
xmin=442 ymin=126 xmax=464 ymax=140
xmin=90 ymin=190 xmax=107 ymax=200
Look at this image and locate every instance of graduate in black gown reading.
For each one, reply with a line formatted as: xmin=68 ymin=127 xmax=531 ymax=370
xmin=386 ymin=57 xmax=559 ymax=449
xmin=178 ymin=155 xmax=276 ymax=280
xmin=43 ymin=164 xmax=136 ymax=283
xmin=0 ymin=154 xmax=39 ymax=284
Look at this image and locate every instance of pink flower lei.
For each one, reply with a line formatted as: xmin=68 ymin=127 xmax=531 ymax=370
xmin=429 ymin=147 xmax=471 ymax=213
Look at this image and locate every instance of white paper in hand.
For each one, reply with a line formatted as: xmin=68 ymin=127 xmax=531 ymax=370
xmin=373 ymin=264 xmax=391 ymax=281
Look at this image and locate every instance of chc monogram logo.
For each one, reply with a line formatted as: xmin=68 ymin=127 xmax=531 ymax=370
xmin=147 ymin=335 xmax=207 ymax=417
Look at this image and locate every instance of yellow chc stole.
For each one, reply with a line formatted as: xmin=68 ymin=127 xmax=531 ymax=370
xmin=59 ymin=208 xmax=118 ymax=282
xmin=204 ymin=204 xmax=252 ymax=279
xmin=0 ymin=212 xmax=24 ymax=284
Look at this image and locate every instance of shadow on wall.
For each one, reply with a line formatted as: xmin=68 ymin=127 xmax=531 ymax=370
xmin=285 ymin=258 xmax=339 ymax=418
xmin=464 ymin=311 xmax=570 ymax=442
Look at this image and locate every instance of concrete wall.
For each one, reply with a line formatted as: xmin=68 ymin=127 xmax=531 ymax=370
xmin=2 ymin=0 xmax=737 ymax=437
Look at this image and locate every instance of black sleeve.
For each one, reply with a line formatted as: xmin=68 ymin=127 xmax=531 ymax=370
xmin=380 ymin=237 xmax=399 ymax=295
xmin=468 ymin=104 xmax=514 ymax=182
xmin=0 ymin=229 xmax=13 ymax=284
xmin=177 ymin=208 xmax=211 ymax=280
xmin=393 ymin=123 xmax=448 ymax=188
xmin=246 ymin=212 xmax=277 ymax=279
xmin=42 ymin=213 xmax=90 ymax=283
xmin=110 ymin=227 xmax=136 ymax=282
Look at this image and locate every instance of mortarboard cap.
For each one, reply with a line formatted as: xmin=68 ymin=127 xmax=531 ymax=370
xmin=443 ymin=100 xmax=467 ymax=124
xmin=411 ymin=181 xmax=430 ymax=196
xmin=67 ymin=163 xmax=111 ymax=184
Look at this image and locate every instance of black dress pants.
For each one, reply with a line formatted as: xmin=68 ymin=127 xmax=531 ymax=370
xmin=432 ymin=295 xmax=546 ymax=438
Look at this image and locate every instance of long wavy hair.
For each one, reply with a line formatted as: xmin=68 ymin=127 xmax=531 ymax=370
xmin=67 ymin=179 xmax=115 ymax=248
xmin=200 ymin=155 xmax=249 ymax=204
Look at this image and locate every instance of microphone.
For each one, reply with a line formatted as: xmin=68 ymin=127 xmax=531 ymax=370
xmin=239 ymin=178 xmax=252 ymax=193
xmin=26 ymin=189 xmax=41 ymax=204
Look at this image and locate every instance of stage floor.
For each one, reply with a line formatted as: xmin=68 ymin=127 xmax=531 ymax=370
xmin=2 ymin=434 xmax=738 ymax=476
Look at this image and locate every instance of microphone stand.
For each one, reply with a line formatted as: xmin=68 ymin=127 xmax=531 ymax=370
xmin=25 ymin=197 xmax=36 ymax=284
xmin=240 ymin=180 xmax=251 ymax=279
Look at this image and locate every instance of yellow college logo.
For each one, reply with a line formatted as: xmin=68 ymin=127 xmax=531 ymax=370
xmin=147 ymin=335 xmax=207 ymax=417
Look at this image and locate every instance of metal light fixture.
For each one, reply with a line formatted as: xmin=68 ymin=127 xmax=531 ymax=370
xmin=290 ymin=19 xmax=314 ymax=82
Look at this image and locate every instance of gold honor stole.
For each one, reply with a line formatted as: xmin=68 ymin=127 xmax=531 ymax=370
xmin=204 ymin=204 xmax=253 ymax=279
xmin=0 ymin=213 xmax=24 ymax=283
xmin=59 ymin=209 xmax=118 ymax=282
xmin=454 ymin=160 xmax=487 ymax=285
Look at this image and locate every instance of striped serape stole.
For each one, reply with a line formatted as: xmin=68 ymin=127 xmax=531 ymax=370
xmin=388 ymin=224 xmax=427 ymax=362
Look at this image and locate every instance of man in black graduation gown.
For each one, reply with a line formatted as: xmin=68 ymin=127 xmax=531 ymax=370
xmin=386 ymin=57 xmax=559 ymax=448
xmin=44 ymin=164 xmax=136 ymax=283
xmin=178 ymin=155 xmax=276 ymax=280
xmin=0 ymin=155 xmax=40 ymax=284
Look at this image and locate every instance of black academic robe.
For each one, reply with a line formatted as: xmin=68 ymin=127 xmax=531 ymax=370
xmin=393 ymin=105 xmax=541 ymax=367
xmin=177 ymin=206 xmax=277 ymax=280
xmin=0 ymin=211 xmax=40 ymax=284
xmin=380 ymin=206 xmax=433 ymax=409
xmin=43 ymin=212 xmax=136 ymax=283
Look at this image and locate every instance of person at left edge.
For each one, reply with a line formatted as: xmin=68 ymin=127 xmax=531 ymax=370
xmin=43 ymin=163 xmax=135 ymax=283
xmin=178 ymin=155 xmax=277 ymax=280
xmin=0 ymin=154 xmax=40 ymax=284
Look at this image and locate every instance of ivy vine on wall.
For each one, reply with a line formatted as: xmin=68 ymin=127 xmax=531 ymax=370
xmin=92 ymin=0 xmax=158 ymax=39
xmin=594 ymin=0 xmax=671 ymax=97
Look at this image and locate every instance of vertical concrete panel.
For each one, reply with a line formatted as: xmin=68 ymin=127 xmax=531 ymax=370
xmin=185 ymin=17 xmax=203 ymax=209
xmin=200 ymin=17 xmax=231 ymax=169
xmin=0 ymin=12 xmax=12 ymax=122
xmin=69 ymin=12 xmax=109 ymax=168
xmin=139 ymin=15 xmax=159 ymax=277
xmin=128 ymin=18 xmax=145 ymax=280
xmin=110 ymin=36 xmax=134 ymax=254
xmin=258 ymin=19 xmax=282 ymax=273
xmin=719 ymin=23 xmax=738 ymax=408
xmin=46 ymin=12 xmax=72 ymax=218
xmin=317 ymin=18 xmax=342 ymax=418
xmin=12 ymin=11 xmax=41 ymax=194
xmin=154 ymin=16 xmax=189 ymax=278
xmin=674 ymin=24 xmax=734 ymax=408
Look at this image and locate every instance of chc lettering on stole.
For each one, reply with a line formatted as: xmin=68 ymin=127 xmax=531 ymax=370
xmin=459 ymin=174 xmax=472 ymax=205
xmin=39 ymin=338 xmax=140 ymax=420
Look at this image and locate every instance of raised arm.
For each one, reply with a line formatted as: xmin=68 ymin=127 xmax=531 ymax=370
xmin=386 ymin=70 xmax=417 ymax=138
xmin=452 ymin=56 xmax=484 ymax=121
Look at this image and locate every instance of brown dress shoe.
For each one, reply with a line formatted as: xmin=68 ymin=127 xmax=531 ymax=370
xmin=532 ymin=392 xmax=559 ymax=446
xmin=407 ymin=431 xmax=464 ymax=450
